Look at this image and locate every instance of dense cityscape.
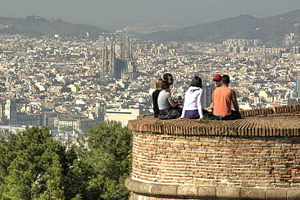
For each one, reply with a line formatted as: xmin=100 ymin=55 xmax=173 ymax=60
xmin=0 ymin=26 xmax=300 ymax=142
xmin=1 ymin=0 xmax=300 ymax=198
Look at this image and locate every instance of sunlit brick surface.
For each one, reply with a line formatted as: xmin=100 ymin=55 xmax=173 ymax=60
xmin=132 ymin=132 xmax=300 ymax=187
xmin=126 ymin=105 xmax=300 ymax=199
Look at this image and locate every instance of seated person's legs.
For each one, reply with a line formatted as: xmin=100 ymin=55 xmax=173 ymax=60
xmin=229 ymin=110 xmax=242 ymax=120
xmin=184 ymin=110 xmax=199 ymax=119
xmin=159 ymin=108 xmax=181 ymax=120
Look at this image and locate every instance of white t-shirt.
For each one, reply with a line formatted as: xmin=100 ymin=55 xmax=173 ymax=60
xmin=181 ymin=86 xmax=203 ymax=118
xmin=157 ymin=90 xmax=172 ymax=110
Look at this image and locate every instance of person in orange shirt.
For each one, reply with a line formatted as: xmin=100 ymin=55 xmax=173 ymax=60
xmin=212 ymin=75 xmax=241 ymax=120
xmin=205 ymin=74 xmax=222 ymax=112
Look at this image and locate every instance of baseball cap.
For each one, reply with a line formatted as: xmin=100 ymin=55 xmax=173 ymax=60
xmin=213 ymin=74 xmax=222 ymax=81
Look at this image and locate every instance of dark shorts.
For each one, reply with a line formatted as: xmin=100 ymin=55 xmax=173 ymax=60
xmin=154 ymin=109 xmax=159 ymax=118
xmin=205 ymin=110 xmax=242 ymax=120
xmin=159 ymin=107 xmax=182 ymax=120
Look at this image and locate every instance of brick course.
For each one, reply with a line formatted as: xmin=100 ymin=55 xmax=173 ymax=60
xmin=132 ymin=132 xmax=300 ymax=187
xmin=127 ymin=105 xmax=300 ymax=199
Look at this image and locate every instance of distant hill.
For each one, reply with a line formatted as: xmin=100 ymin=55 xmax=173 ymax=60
xmin=141 ymin=10 xmax=300 ymax=44
xmin=0 ymin=16 xmax=109 ymax=39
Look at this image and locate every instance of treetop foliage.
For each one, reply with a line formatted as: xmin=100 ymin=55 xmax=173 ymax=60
xmin=0 ymin=121 xmax=132 ymax=200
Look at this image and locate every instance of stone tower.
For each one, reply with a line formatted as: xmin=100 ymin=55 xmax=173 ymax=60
xmin=126 ymin=104 xmax=300 ymax=200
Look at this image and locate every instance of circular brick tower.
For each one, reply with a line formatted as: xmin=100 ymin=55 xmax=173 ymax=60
xmin=126 ymin=104 xmax=300 ymax=200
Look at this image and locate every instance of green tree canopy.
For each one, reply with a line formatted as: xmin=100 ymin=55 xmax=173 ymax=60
xmin=0 ymin=121 xmax=132 ymax=200
xmin=68 ymin=121 xmax=132 ymax=200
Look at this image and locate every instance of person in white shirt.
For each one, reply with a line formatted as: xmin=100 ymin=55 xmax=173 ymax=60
xmin=158 ymin=80 xmax=182 ymax=119
xmin=180 ymin=76 xmax=204 ymax=119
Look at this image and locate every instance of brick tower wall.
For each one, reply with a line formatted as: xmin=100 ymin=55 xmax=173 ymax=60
xmin=132 ymin=132 xmax=300 ymax=188
xmin=126 ymin=110 xmax=300 ymax=200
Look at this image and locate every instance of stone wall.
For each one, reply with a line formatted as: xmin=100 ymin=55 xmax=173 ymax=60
xmin=132 ymin=132 xmax=300 ymax=188
xmin=126 ymin=110 xmax=300 ymax=200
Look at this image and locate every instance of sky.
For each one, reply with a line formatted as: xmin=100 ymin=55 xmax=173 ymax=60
xmin=1 ymin=0 xmax=300 ymax=30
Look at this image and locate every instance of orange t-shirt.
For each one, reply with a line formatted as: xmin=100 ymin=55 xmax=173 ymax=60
xmin=213 ymin=87 xmax=232 ymax=116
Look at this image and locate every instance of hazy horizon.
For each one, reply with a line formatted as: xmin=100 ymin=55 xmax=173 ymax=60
xmin=1 ymin=0 xmax=300 ymax=30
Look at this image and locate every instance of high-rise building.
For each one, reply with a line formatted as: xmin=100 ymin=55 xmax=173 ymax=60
xmin=285 ymin=33 xmax=299 ymax=46
xmin=94 ymin=102 xmax=106 ymax=123
xmin=296 ymin=76 xmax=300 ymax=98
xmin=0 ymin=100 xmax=5 ymax=122
xmin=202 ymin=83 xmax=214 ymax=108
xmin=5 ymin=99 xmax=17 ymax=125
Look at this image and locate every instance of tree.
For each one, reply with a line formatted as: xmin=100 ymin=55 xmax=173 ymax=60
xmin=0 ymin=121 xmax=132 ymax=200
xmin=0 ymin=126 xmax=67 ymax=200
xmin=68 ymin=121 xmax=132 ymax=200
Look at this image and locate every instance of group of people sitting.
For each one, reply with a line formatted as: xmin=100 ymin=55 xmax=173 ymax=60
xmin=152 ymin=73 xmax=241 ymax=120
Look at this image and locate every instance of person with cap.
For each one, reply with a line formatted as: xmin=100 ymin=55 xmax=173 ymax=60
xmin=212 ymin=75 xmax=241 ymax=120
xmin=205 ymin=74 xmax=222 ymax=112
xmin=213 ymin=74 xmax=222 ymax=87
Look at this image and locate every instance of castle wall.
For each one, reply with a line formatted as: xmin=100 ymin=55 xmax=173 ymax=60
xmin=126 ymin=108 xmax=300 ymax=200
xmin=132 ymin=132 xmax=300 ymax=188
